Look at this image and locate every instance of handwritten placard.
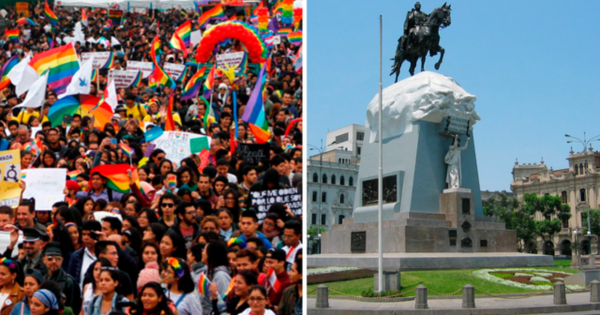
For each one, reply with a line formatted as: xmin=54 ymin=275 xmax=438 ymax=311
xmin=237 ymin=143 xmax=269 ymax=165
xmin=249 ymin=187 xmax=302 ymax=222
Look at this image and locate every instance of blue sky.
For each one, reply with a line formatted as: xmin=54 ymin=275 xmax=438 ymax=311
xmin=306 ymin=0 xmax=600 ymax=192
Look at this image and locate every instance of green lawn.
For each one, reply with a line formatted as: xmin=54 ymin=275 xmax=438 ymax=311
xmin=308 ymin=262 xmax=580 ymax=297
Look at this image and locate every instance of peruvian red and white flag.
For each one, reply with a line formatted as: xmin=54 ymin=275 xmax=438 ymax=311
xmin=103 ymin=79 xmax=118 ymax=110
xmin=266 ymin=268 xmax=281 ymax=293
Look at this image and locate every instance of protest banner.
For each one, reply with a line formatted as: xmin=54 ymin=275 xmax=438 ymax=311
xmin=15 ymin=2 xmax=29 ymax=17
xmin=127 ymin=61 xmax=154 ymax=78
xmin=191 ymin=30 xmax=202 ymax=47
xmin=151 ymin=131 xmax=211 ymax=163
xmin=216 ymin=52 xmax=246 ymax=73
xmin=190 ymin=137 xmax=209 ymax=154
xmin=249 ymin=187 xmax=302 ymax=222
xmin=163 ymin=63 xmax=186 ymax=81
xmin=108 ymin=69 xmax=142 ymax=88
xmin=21 ymin=168 xmax=66 ymax=210
xmin=237 ymin=143 xmax=269 ymax=165
xmin=0 ymin=150 xmax=21 ymax=208
xmin=81 ymin=52 xmax=112 ymax=69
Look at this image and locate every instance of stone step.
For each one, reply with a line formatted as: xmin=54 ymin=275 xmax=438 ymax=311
xmin=393 ymin=211 xmax=447 ymax=221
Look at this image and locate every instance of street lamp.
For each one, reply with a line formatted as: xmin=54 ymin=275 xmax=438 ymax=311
xmin=565 ymin=132 xmax=600 ymax=256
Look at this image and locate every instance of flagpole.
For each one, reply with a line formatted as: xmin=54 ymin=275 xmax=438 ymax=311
xmin=377 ymin=14 xmax=383 ymax=294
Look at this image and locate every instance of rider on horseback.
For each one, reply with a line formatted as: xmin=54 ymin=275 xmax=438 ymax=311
xmin=401 ymin=2 xmax=429 ymax=51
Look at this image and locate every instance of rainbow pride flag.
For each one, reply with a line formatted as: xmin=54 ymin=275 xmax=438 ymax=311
xmin=181 ymin=66 xmax=207 ymax=101
xmin=149 ymin=36 xmax=176 ymax=90
xmin=204 ymin=64 xmax=216 ymax=91
xmin=198 ymin=273 xmax=211 ymax=298
xmin=102 ymin=52 xmax=115 ymax=69
xmin=90 ymin=164 xmax=133 ymax=193
xmin=198 ymin=4 xmax=226 ymax=28
xmin=29 ymin=43 xmax=80 ymax=96
xmin=16 ymin=18 xmax=35 ymax=26
xmin=287 ymin=30 xmax=302 ymax=45
xmin=67 ymin=170 xmax=81 ymax=180
xmin=119 ymin=141 xmax=134 ymax=157
xmin=0 ymin=56 xmax=18 ymax=91
xmin=44 ymin=0 xmax=58 ymax=26
xmin=108 ymin=10 xmax=123 ymax=26
xmin=165 ymin=94 xmax=175 ymax=131
xmin=152 ymin=36 xmax=162 ymax=64
xmin=91 ymin=69 xmax=98 ymax=82
xmin=5 ymin=29 xmax=19 ymax=42
xmin=241 ymin=61 xmax=270 ymax=143
xmin=131 ymin=70 xmax=142 ymax=87
xmin=81 ymin=9 xmax=88 ymax=27
xmin=277 ymin=27 xmax=292 ymax=36
xmin=170 ymin=20 xmax=191 ymax=51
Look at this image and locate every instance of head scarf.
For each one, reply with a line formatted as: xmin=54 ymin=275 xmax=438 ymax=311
xmin=33 ymin=289 xmax=59 ymax=310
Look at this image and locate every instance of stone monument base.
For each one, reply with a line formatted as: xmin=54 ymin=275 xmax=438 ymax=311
xmin=321 ymin=190 xmax=517 ymax=254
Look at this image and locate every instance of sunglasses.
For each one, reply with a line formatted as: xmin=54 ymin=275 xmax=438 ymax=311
xmin=161 ymin=203 xmax=175 ymax=208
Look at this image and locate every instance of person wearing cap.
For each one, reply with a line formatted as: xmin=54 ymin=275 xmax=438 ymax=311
xmin=67 ymin=220 xmax=101 ymax=289
xmin=0 ymin=257 xmax=25 ymax=315
xmin=29 ymin=289 xmax=59 ymax=315
xmin=9 ymin=269 xmax=44 ymax=315
xmin=42 ymin=242 xmax=81 ymax=315
xmin=19 ymin=228 xmax=48 ymax=276
xmin=260 ymin=248 xmax=291 ymax=310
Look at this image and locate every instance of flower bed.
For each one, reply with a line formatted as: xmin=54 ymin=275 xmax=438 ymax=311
xmin=473 ymin=268 xmax=584 ymax=290
xmin=307 ymin=267 xmax=375 ymax=285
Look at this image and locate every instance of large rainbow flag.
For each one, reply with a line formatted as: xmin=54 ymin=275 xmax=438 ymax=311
xmin=0 ymin=56 xmax=18 ymax=91
xmin=44 ymin=0 xmax=58 ymax=26
xmin=5 ymin=30 xmax=19 ymax=42
xmin=28 ymin=43 xmax=80 ymax=96
xmin=81 ymin=8 xmax=88 ymax=27
xmin=170 ymin=20 xmax=191 ymax=53
xmin=241 ymin=62 xmax=270 ymax=143
xmin=90 ymin=164 xmax=133 ymax=193
xmin=149 ymin=36 xmax=176 ymax=90
xmin=198 ymin=4 xmax=226 ymax=28
xmin=181 ymin=66 xmax=207 ymax=101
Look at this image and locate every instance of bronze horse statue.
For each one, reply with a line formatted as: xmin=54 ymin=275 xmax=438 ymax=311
xmin=390 ymin=3 xmax=452 ymax=82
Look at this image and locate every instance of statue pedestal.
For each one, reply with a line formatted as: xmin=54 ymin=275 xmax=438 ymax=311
xmin=440 ymin=189 xmax=475 ymax=252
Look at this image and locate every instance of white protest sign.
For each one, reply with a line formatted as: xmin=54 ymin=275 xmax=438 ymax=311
xmin=21 ymin=168 xmax=66 ymax=210
xmin=249 ymin=187 xmax=302 ymax=222
xmin=216 ymin=52 xmax=246 ymax=73
xmin=150 ymin=131 xmax=211 ymax=163
xmin=190 ymin=30 xmax=202 ymax=47
xmin=127 ymin=60 xmax=154 ymax=78
xmin=81 ymin=52 xmax=112 ymax=69
xmin=94 ymin=211 xmax=123 ymax=222
xmin=163 ymin=63 xmax=186 ymax=81
xmin=272 ymin=36 xmax=281 ymax=45
xmin=108 ymin=69 xmax=141 ymax=88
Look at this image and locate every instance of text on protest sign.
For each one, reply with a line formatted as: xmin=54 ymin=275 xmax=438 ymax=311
xmin=127 ymin=61 xmax=154 ymax=78
xmin=81 ymin=52 xmax=112 ymax=69
xmin=237 ymin=143 xmax=269 ymax=165
xmin=216 ymin=52 xmax=246 ymax=73
xmin=0 ymin=150 xmax=21 ymax=208
xmin=108 ymin=70 xmax=142 ymax=88
xmin=151 ymin=131 xmax=211 ymax=163
xmin=250 ymin=187 xmax=302 ymax=222
xmin=164 ymin=63 xmax=186 ymax=81
xmin=21 ymin=168 xmax=66 ymax=210
xmin=16 ymin=2 xmax=29 ymax=17
xmin=190 ymin=30 xmax=202 ymax=47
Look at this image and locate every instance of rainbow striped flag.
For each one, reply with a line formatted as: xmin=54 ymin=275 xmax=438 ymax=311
xmin=81 ymin=9 xmax=88 ymax=27
xmin=90 ymin=164 xmax=133 ymax=193
xmin=165 ymin=94 xmax=175 ymax=131
xmin=170 ymin=20 xmax=191 ymax=51
xmin=198 ymin=4 xmax=226 ymax=28
xmin=181 ymin=66 xmax=207 ymax=101
xmin=272 ymin=0 xmax=284 ymax=15
xmin=287 ymin=30 xmax=302 ymax=45
xmin=29 ymin=43 xmax=80 ymax=96
xmin=152 ymin=36 xmax=162 ymax=64
xmin=5 ymin=29 xmax=19 ymax=42
xmin=91 ymin=69 xmax=98 ymax=82
xmin=277 ymin=27 xmax=292 ymax=36
xmin=44 ymin=0 xmax=58 ymax=26
xmin=198 ymin=273 xmax=211 ymax=298
xmin=0 ymin=56 xmax=18 ymax=91
xmin=108 ymin=10 xmax=123 ymax=26
xmin=241 ymin=61 xmax=270 ymax=144
xmin=16 ymin=18 xmax=35 ymax=26
xmin=119 ymin=141 xmax=134 ymax=157
xmin=149 ymin=36 xmax=176 ymax=90
xmin=102 ymin=52 xmax=115 ymax=69
xmin=222 ymin=278 xmax=235 ymax=300
xmin=131 ymin=71 xmax=142 ymax=87
xmin=23 ymin=141 xmax=41 ymax=157
xmin=204 ymin=64 xmax=216 ymax=91
xmin=67 ymin=170 xmax=80 ymax=180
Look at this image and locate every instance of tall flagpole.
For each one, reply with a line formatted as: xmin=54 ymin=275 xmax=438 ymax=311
xmin=377 ymin=14 xmax=383 ymax=294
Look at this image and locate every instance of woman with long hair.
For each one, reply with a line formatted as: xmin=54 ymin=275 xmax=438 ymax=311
xmin=65 ymin=223 xmax=82 ymax=252
xmin=137 ymin=209 xmax=159 ymax=231
xmin=210 ymin=270 xmax=257 ymax=315
xmin=85 ymin=265 xmax=128 ymax=315
xmin=161 ymin=258 xmax=202 ymax=315
xmin=222 ymin=189 xmax=241 ymax=225
xmin=9 ymin=269 xmax=43 ymax=315
xmin=0 ymin=258 xmax=24 ymax=315
xmin=139 ymin=242 xmax=162 ymax=271
xmin=159 ymin=231 xmax=186 ymax=263
xmin=176 ymin=167 xmax=198 ymax=192
xmin=143 ymin=223 xmax=167 ymax=244
xmin=200 ymin=241 xmax=231 ymax=315
xmin=130 ymin=282 xmax=173 ymax=315
xmin=81 ymin=260 xmax=102 ymax=315
xmin=74 ymin=197 xmax=94 ymax=222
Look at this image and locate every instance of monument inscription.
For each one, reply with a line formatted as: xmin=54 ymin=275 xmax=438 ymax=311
xmin=362 ymin=175 xmax=398 ymax=206
xmin=351 ymin=231 xmax=366 ymax=253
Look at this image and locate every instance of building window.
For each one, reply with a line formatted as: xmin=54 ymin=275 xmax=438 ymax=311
xmin=321 ymin=214 xmax=327 ymax=225
xmin=339 ymin=215 xmax=345 ymax=224
xmin=340 ymin=176 xmax=345 ymax=186
xmin=357 ymin=147 xmax=361 ymax=155
xmin=580 ymin=189 xmax=586 ymax=202
xmin=340 ymin=194 xmax=345 ymax=204
xmin=322 ymin=174 xmax=327 ymax=184
xmin=311 ymin=213 xmax=317 ymax=225
xmin=349 ymin=177 xmax=354 ymax=186
xmin=580 ymin=164 xmax=584 ymax=175
xmin=322 ymin=192 xmax=327 ymax=202
xmin=312 ymin=191 xmax=317 ymax=202
xmin=331 ymin=175 xmax=336 ymax=185
xmin=575 ymin=165 xmax=578 ymax=175
xmin=335 ymin=133 xmax=349 ymax=144
xmin=356 ymin=132 xmax=364 ymax=141
xmin=562 ymin=217 xmax=569 ymax=228
xmin=561 ymin=191 xmax=568 ymax=203
xmin=313 ymin=173 xmax=318 ymax=182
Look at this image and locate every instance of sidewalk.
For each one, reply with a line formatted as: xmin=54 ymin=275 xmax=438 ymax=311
xmin=308 ymin=292 xmax=600 ymax=314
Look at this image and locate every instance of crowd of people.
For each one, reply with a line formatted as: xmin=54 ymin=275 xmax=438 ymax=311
xmin=0 ymin=1 xmax=303 ymax=315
